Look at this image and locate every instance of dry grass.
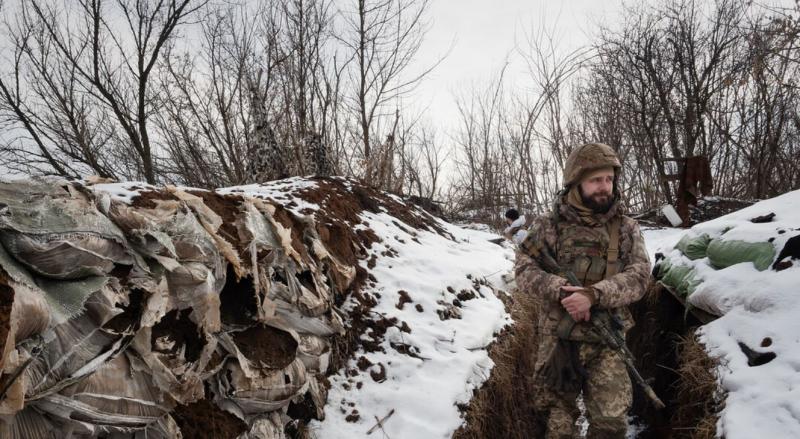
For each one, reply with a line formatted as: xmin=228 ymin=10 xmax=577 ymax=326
xmin=673 ymin=334 xmax=723 ymax=439
xmin=452 ymin=287 xmax=544 ymax=439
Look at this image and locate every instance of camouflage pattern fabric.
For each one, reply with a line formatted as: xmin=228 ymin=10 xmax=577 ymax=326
xmin=532 ymin=342 xmax=632 ymax=439
xmin=515 ymin=193 xmax=650 ymax=438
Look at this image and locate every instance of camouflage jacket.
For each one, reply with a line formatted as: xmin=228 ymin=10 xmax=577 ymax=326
xmin=515 ymin=195 xmax=651 ymax=340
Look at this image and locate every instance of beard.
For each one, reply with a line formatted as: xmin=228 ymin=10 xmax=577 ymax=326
xmin=580 ymin=188 xmax=614 ymax=213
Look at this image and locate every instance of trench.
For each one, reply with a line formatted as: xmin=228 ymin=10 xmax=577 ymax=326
xmin=627 ymin=283 xmax=720 ymax=439
xmin=455 ymin=281 xmax=721 ymax=439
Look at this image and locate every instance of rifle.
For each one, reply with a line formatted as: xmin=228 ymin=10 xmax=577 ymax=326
xmin=529 ymin=242 xmax=666 ymax=410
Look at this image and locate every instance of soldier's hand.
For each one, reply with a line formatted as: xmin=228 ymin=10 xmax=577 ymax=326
xmin=560 ymin=289 xmax=592 ymax=322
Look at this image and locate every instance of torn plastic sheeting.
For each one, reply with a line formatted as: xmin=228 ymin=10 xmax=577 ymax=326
xmin=36 ymin=276 xmax=111 ymax=326
xmin=0 ymin=177 xmax=364 ymax=436
xmin=267 ymin=264 xmax=329 ymax=318
xmin=129 ymin=322 xmax=217 ymax=405
xmin=0 ymin=180 xmax=133 ymax=280
xmin=0 ymin=406 xmax=57 ymax=439
xmin=24 ymin=313 xmax=132 ymax=402
xmin=272 ymin=301 xmax=345 ymax=337
xmin=0 ymin=231 xmax=131 ymax=280
xmin=310 ymin=237 xmax=356 ymax=294
xmin=215 ymin=359 xmax=309 ymax=416
xmin=217 ymin=325 xmax=298 ymax=377
xmin=163 ymin=262 xmax=223 ymax=333
xmin=31 ymin=353 xmax=173 ymax=437
xmin=167 ymin=187 xmax=244 ymax=279
xmin=0 ymin=273 xmax=49 ymax=371
xmin=296 ymin=333 xmax=331 ymax=374
xmin=238 ymin=411 xmax=286 ymax=439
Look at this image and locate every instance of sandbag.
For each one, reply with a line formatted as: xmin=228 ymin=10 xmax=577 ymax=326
xmin=659 ymin=261 xmax=701 ymax=297
xmin=674 ymin=233 xmax=711 ymax=260
xmin=215 ymin=359 xmax=308 ymax=416
xmin=32 ymin=353 xmax=174 ymax=437
xmin=707 ymin=238 xmax=776 ymax=271
xmin=0 ymin=179 xmax=132 ymax=279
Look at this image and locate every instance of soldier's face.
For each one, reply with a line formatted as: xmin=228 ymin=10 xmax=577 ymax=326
xmin=579 ymin=168 xmax=615 ymax=212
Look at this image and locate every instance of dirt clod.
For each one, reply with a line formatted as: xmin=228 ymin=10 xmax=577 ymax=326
xmin=396 ymin=290 xmax=413 ymax=310
xmin=172 ymin=399 xmax=248 ymax=439
xmin=232 ymin=324 xmax=298 ymax=370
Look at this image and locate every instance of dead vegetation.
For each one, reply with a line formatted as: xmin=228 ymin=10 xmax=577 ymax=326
xmin=452 ymin=287 xmax=544 ymax=439
xmin=628 ymin=282 xmax=724 ymax=439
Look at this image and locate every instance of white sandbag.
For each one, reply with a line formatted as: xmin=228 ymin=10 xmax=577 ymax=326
xmin=216 ymin=359 xmax=309 ymax=415
xmin=32 ymin=353 xmax=173 ymax=437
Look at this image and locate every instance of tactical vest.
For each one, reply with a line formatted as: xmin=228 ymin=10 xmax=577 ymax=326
xmin=555 ymin=217 xmax=621 ymax=286
xmin=554 ymin=215 xmax=623 ymax=342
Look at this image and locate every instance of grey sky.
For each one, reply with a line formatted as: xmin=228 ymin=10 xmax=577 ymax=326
xmin=407 ymin=0 xmax=625 ymax=131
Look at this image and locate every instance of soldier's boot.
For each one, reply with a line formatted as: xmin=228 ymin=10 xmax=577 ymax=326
xmin=586 ymin=415 xmax=627 ymax=439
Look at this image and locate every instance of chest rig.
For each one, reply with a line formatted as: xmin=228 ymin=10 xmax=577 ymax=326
xmin=554 ymin=215 xmax=622 ymax=286
xmin=553 ymin=213 xmax=622 ymax=341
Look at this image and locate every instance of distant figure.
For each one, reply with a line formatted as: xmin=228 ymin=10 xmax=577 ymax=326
xmin=503 ymin=208 xmax=529 ymax=245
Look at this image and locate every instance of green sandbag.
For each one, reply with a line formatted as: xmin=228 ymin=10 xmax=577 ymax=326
xmin=674 ymin=234 xmax=711 ymax=260
xmin=660 ymin=263 xmax=699 ymax=297
xmin=706 ymin=238 xmax=776 ymax=271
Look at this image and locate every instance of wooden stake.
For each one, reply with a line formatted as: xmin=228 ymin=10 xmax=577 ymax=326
xmin=367 ymin=409 xmax=396 ymax=435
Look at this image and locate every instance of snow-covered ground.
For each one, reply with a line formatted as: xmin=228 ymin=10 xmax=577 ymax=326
xmin=310 ymin=212 xmax=515 ymax=438
xmin=651 ymin=190 xmax=800 ymax=439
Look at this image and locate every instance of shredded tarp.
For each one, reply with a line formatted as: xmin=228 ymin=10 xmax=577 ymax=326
xmin=0 ymin=176 xmax=384 ymax=438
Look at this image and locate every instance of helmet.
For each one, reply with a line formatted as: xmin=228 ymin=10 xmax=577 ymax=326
xmin=563 ymin=143 xmax=621 ymax=187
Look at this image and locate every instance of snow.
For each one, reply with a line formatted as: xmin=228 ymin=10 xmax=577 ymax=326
xmin=641 ymin=226 xmax=684 ymax=261
xmin=310 ymin=212 xmax=515 ymax=438
xmin=650 ymin=189 xmax=800 ymax=439
xmin=218 ymin=177 xmax=321 ymax=215
xmin=90 ymin=182 xmax=153 ymax=204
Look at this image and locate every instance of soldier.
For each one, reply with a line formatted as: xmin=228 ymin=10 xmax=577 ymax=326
xmin=503 ymin=208 xmax=530 ymax=245
xmin=515 ymin=143 xmax=651 ymax=438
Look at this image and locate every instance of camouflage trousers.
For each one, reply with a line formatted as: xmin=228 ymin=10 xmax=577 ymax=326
xmin=532 ymin=337 xmax=631 ymax=439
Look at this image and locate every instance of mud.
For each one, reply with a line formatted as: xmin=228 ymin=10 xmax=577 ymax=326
xmin=396 ymin=290 xmax=412 ymax=310
xmin=172 ymin=399 xmax=248 ymax=439
xmin=232 ymin=324 xmax=298 ymax=370
xmin=130 ymin=190 xmax=180 ymax=209
xmin=187 ymin=190 xmax=246 ymax=254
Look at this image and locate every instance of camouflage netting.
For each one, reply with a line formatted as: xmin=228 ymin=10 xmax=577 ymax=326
xmin=0 ymin=176 xmax=443 ymax=438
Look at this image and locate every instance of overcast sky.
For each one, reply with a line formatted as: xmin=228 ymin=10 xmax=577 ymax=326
xmin=406 ymin=0 xmax=626 ymax=131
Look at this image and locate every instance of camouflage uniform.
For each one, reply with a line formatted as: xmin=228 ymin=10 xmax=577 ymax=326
xmin=515 ymin=143 xmax=651 ymax=439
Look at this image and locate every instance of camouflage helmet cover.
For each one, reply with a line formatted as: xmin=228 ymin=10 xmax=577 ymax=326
xmin=563 ymin=143 xmax=622 ymax=187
